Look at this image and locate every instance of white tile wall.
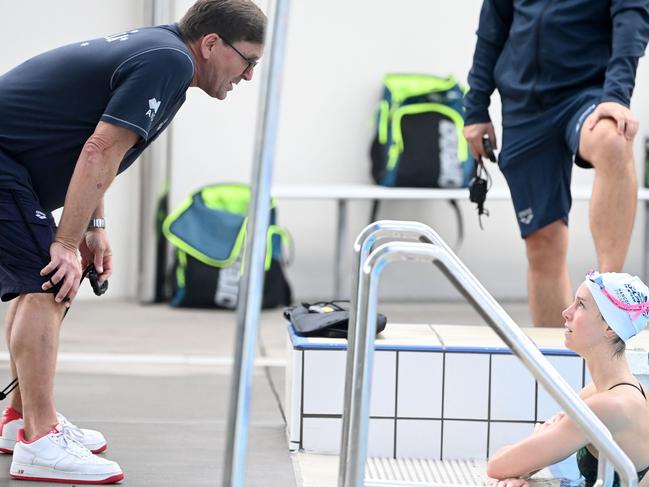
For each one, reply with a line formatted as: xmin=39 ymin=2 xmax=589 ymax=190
xmin=302 ymin=350 xmax=396 ymax=416
xmin=396 ymin=420 xmax=441 ymax=459
xmin=490 ymin=355 xmax=535 ymax=421
xmin=303 ymin=350 xmax=345 ymax=415
xmin=370 ymin=352 xmax=397 ymax=418
xmin=488 ymin=422 xmax=534 ymax=457
xmin=302 ymin=417 xmax=341 ymax=454
xmin=285 ymin=346 xmax=303 ymax=450
xmin=398 ymin=352 xmax=443 ymax=418
xmin=442 ymin=421 xmax=488 ymax=459
xmin=301 ymin=417 xmax=395 ymax=456
xmin=368 ymin=419 xmax=395 ymax=458
xmin=444 ymin=354 xmax=490 ymax=420
xmin=537 ymin=356 xmax=584 ymax=421
xmin=291 ymin=331 xmax=589 ymax=459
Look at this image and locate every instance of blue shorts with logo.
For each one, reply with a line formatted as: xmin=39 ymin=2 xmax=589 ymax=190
xmin=498 ymin=88 xmax=601 ymax=238
xmin=0 ymin=152 xmax=58 ymax=301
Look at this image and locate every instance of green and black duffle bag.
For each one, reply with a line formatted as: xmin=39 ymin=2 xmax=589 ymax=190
xmin=162 ymin=183 xmax=292 ymax=309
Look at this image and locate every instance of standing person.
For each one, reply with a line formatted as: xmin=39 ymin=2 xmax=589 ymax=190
xmin=488 ymin=271 xmax=649 ymax=487
xmin=0 ymin=0 xmax=265 ymax=483
xmin=463 ymin=1 xmax=649 ymax=326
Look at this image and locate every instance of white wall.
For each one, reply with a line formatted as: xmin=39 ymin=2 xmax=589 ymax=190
xmin=2 ymin=1 xmax=648 ymax=301
xmin=170 ymin=0 xmax=649 ymax=300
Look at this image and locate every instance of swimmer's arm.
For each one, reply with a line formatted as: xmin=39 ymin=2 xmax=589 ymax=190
xmin=487 ymin=396 xmax=616 ymax=480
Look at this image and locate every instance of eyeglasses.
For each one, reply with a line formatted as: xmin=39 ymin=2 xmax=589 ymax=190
xmin=587 ymin=271 xmax=649 ymax=320
xmin=220 ymin=35 xmax=258 ymax=75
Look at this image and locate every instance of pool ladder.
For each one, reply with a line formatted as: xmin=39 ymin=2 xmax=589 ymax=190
xmin=338 ymin=220 xmax=637 ymax=487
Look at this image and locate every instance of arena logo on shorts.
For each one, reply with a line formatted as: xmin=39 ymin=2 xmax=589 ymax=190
xmin=518 ymin=208 xmax=534 ymax=225
xmin=575 ymin=103 xmax=597 ymax=133
xmin=34 ymin=210 xmax=46 ymax=220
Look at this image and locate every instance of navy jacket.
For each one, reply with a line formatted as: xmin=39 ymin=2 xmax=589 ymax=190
xmin=464 ymin=0 xmax=649 ymax=127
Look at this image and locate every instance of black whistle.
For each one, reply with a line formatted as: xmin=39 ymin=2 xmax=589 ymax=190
xmin=86 ymin=265 xmax=109 ymax=296
xmin=482 ymin=134 xmax=497 ymax=163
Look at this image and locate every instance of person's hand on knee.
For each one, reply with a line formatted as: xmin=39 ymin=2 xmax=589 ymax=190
xmin=587 ymin=101 xmax=639 ymax=141
xmin=40 ymin=240 xmax=82 ymax=306
xmin=464 ymin=122 xmax=498 ymax=161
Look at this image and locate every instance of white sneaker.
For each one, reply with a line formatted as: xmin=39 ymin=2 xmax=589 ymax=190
xmin=0 ymin=407 xmax=107 ymax=454
xmin=10 ymin=424 xmax=124 ymax=484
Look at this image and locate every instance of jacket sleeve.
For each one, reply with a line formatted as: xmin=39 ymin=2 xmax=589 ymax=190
xmin=603 ymin=1 xmax=649 ymax=106
xmin=464 ymin=0 xmax=514 ymax=125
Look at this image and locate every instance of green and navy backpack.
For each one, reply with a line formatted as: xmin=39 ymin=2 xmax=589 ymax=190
xmin=370 ymin=74 xmax=474 ymax=188
xmin=162 ymin=183 xmax=292 ymax=309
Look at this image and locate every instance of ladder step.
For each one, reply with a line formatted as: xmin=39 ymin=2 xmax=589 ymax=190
xmin=363 ymin=458 xmax=567 ymax=487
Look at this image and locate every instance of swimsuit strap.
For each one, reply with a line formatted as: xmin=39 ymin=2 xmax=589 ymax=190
xmin=608 ymin=382 xmax=647 ymax=399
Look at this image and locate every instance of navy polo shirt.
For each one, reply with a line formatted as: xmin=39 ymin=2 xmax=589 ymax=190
xmin=0 ymin=24 xmax=195 ymax=210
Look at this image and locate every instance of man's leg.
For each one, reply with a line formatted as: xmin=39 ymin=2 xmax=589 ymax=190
xmin=578 ymin=117 xmax=636 ymax=272
xmin=3 ymin=299 xmax=22 ymax=413
xmin=9 ymin=293 xmax=65 ymax=440
xmin=525 ymin=220 xmax=573 ymax=326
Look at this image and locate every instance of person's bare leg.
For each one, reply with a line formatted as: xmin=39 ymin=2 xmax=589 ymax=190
xmin=3 ymin=299 xmax=22 ymax=413
xmin=579 ymin=117 xmax=636 ymax=272
xmin=525 ymin=220 xmax=572 ymax=326
xmin=9 ymin=293 xmax=65 ymax=440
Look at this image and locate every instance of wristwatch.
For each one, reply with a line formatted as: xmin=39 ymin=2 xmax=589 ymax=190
xmin=88 ymin=218 xmax=106 ymax=230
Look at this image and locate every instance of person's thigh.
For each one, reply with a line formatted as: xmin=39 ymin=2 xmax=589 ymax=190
xmin=0 ymin=189 xmax=58 ymax=302
xmin=560 ymin=88 xmax=631 ymax=169
xmin=499 ymin=122 xmax=574 ymax=238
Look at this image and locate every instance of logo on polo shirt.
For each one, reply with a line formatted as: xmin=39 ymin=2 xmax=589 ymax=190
xmin=146 ymin=98 xmax=161 ymax=121
xmin=35 ymin=211 xmax=47 ymax=220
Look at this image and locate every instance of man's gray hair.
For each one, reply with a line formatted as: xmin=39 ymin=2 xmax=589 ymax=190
xmin=179 ymin=0 xmax=266 ymax=44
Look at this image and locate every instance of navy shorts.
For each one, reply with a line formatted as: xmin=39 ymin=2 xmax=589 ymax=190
xmin=499 ymin=88 xmax=601 ymax=238
xmin=0 ymin=188 xmax=58 ymax=301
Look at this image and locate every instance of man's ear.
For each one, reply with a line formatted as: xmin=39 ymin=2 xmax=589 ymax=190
xmin=200 ymin=33 xmax=219 ymax=58
xmin=604 ymin=326 xmax=618 ymax=339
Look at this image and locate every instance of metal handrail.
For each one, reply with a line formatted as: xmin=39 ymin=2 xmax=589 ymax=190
xmin=339 ymin=221 xmax=459 ymax=487
xmin=339 ymin=225 xmax=636 ymax=487
xmin=222 ymin=0 xmax=291 ymax=485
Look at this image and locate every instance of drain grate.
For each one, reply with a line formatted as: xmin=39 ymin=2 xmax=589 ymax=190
xmin=364 ymin=458 xmax=491 ymax=486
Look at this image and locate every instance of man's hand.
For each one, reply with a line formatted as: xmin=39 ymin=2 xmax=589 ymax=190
xmin=492 ymin=478 xmax=529 ymax=487
xmin=79 ymin=229 xmax=112 ymax=281
xmin=40 ymin=240 xmax=82 ymax=306
xmin=464 ymin=122 xmax=498 ymax=161
xmin=587 ymin=101 xmax=639 ymax=141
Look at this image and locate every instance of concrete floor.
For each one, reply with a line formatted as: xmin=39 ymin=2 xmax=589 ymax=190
xmin=0 ymin=299 xmax=532 ymax=486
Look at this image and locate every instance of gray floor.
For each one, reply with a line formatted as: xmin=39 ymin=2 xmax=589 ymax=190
xmin=0 ymin=299 xmax=532 ymax=486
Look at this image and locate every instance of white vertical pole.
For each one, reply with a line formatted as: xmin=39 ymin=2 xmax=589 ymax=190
xmin=222 ymin=0 xmax=291 ymax=485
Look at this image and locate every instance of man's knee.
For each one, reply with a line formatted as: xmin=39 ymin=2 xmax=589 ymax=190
xmin=525 ymin=221 xmax=569 ymax=271
xmin=15 ymin=293 xmax=66 ymax=321
xmin=579 ymin=118 xmax=633 ymax=172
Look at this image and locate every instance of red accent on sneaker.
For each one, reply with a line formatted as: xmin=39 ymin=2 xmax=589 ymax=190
xmin=16 ymin=426 xmax=59 ymax=444
xmin=91 ymin=443 xmax=108 ymax=454
xmin=9 ymin=472 xmax=125 ymax=484
xmin=0 ymin=406 xmax=22 ymax=434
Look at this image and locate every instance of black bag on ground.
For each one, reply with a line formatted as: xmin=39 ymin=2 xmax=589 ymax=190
xmin=284 ymin=301 xmax=387 ymax=339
